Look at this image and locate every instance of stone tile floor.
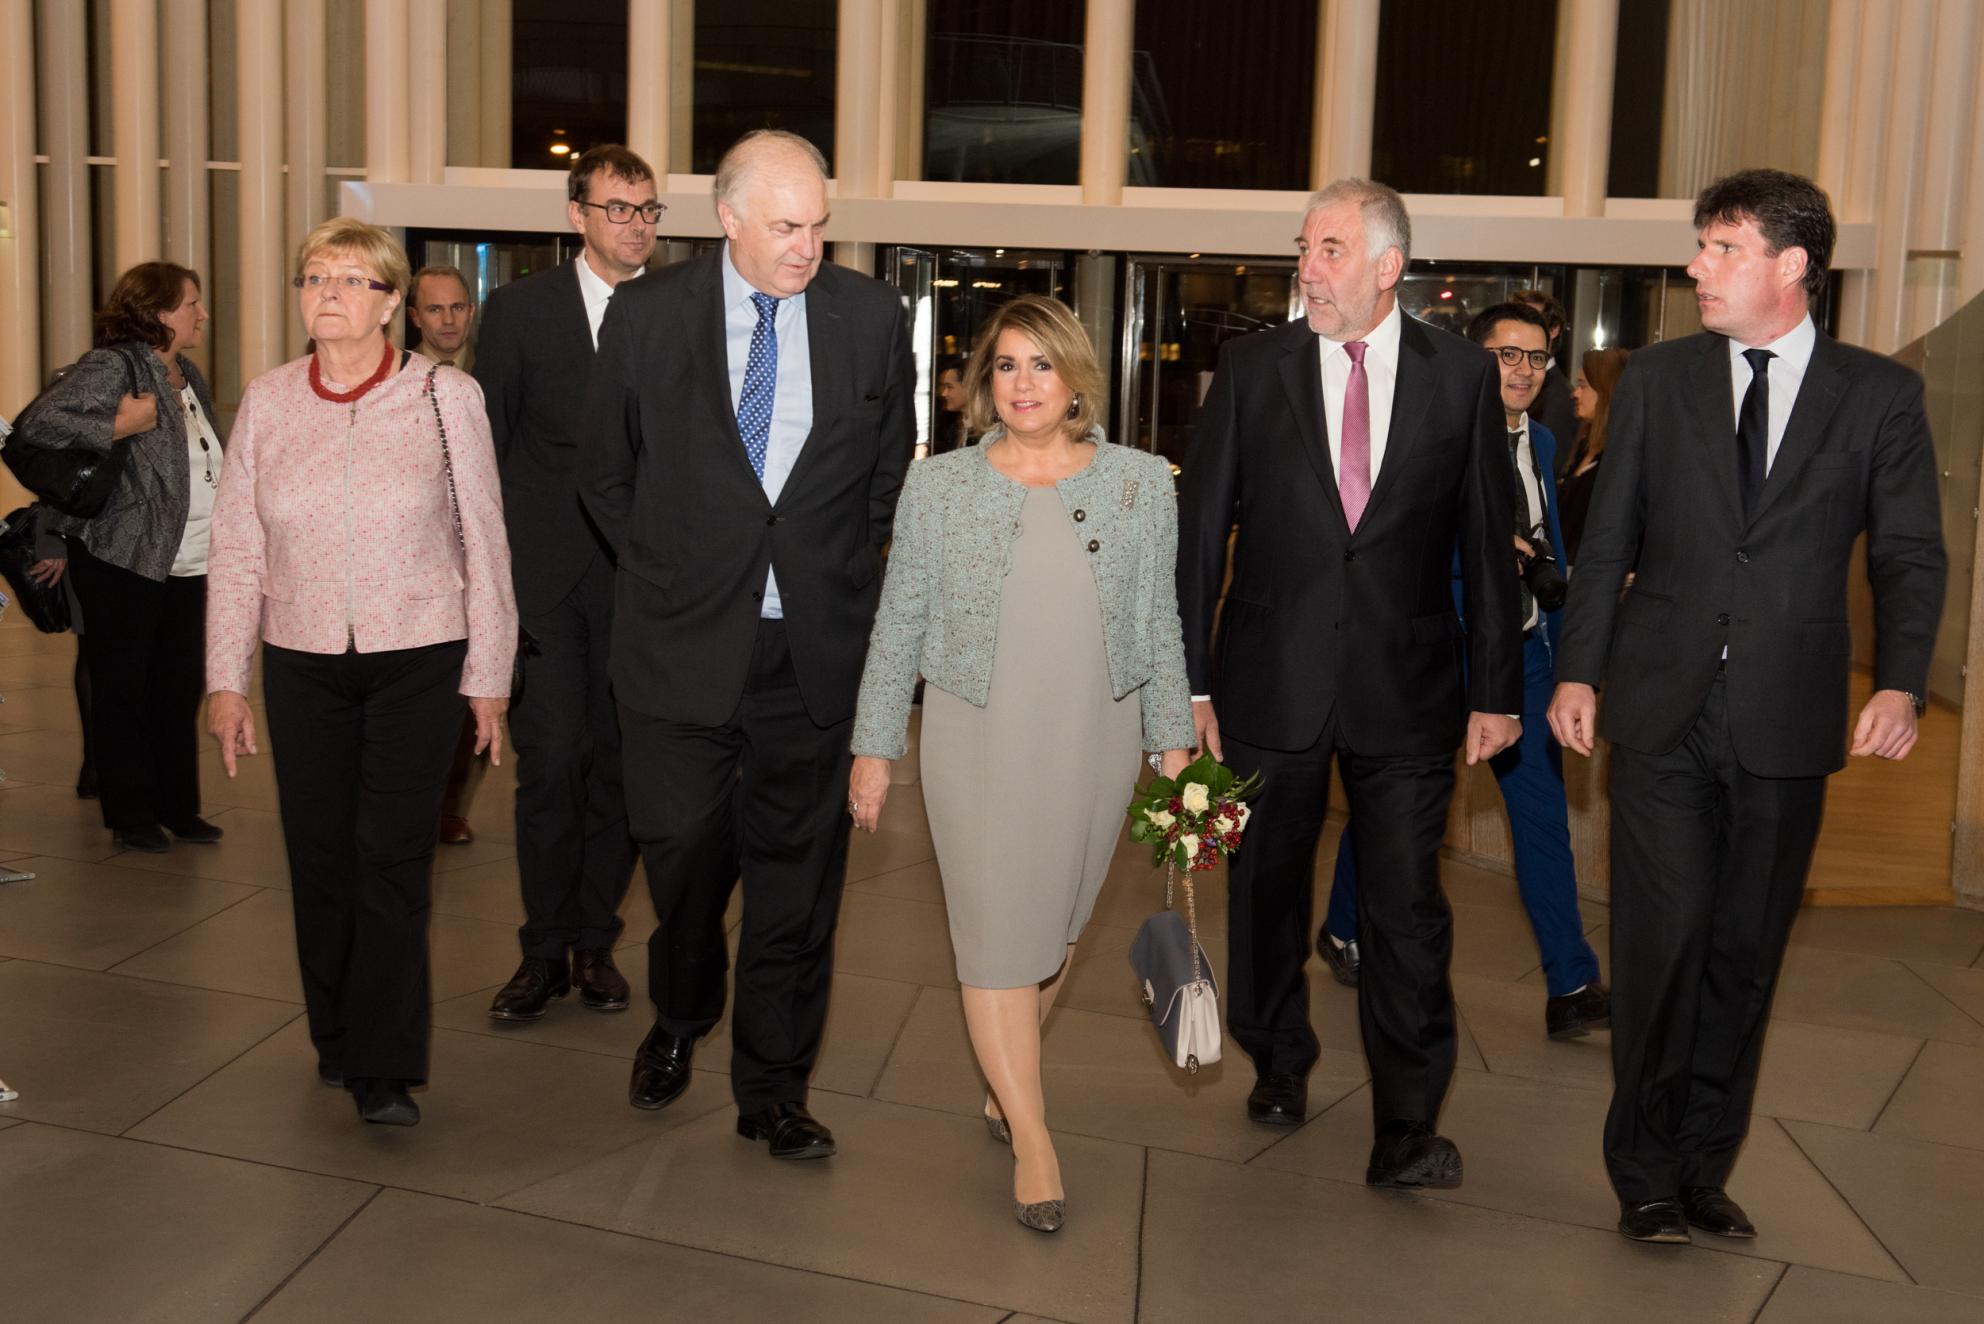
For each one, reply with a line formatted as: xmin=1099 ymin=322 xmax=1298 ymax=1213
xmin=2 ymin=616 xmax=1982 ymax=1322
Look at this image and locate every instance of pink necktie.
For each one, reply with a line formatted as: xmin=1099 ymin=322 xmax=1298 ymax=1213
xmin=1339 ymin=340 xmax=1371 ymax=532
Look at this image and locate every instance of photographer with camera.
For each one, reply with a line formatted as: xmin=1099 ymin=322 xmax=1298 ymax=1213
xmin=1319 ymin=301 xmax=1608 ymax=1041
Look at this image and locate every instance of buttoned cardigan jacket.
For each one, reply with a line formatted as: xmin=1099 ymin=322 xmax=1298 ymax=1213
xmin=851 ymin=436 xmax=1197 ymax=761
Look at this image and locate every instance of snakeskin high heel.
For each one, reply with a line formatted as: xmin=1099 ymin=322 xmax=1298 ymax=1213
xmin=1014 ymin=1198 xmax=1066 ymax=1233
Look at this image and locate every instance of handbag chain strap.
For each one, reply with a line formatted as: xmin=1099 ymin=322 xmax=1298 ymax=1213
xmin=1165 ymin=860 xmax=1204 ymax=987
xmin=424 ymin=366 xmax=467 ymax=555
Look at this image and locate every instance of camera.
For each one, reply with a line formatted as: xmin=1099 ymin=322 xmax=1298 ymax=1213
xmin=1516 ymin=523 xmax=1568 ymax=612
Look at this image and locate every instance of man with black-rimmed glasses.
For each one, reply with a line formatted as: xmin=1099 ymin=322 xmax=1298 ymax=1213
xmin=474 ymin=144 xmax=664 ymax=1024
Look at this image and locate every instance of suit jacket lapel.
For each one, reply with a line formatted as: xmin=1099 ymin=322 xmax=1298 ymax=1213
xmin=558 ymin=260 xmax=595 ymax=364
xmin=1687 ymin=335 xmax=1743 ymax=529
xmin=1359 ymin=314 xmax=1436 ymax=531
xmin=681 ymin=254 xmax=763 ymax=490
xmin=1275 ymin=325 xmax=1347 ymax=528
xmin=778 ymin=272 xmax=849 ymax=500
xmin=1749 ymin=331 xmax=1847 ymax=526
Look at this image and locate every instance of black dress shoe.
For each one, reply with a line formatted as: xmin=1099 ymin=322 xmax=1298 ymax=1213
xmin=1619 ymin=1198 xmax=1691 ymax=1243
xmin=1317 ymin=930 xmax=1361 ymax=988
xmin=737 ymin=1102 xmax=837 ymax=1159
xmin=1246 ymin=1073 xmax=1308 ymax=1126
xmin=112 ymin=825 xmax=171 ymax=854
xmin=165 ymin=817 xmax=224 ymax=844
xmin=487 ymin=956 xmax=571 ymax=1022
xmin=1546 ymin=983 xmax=1611 ymax=1040
xmin=1681 ymin=1185 xmax=1756 ymax=1238
xmin=349 ymin=1077 xmax=420 ymax=1126
xmin=629 ymin=1028 xmax=696 ymax=1111
xmin=317 ymin=1061 xmax=343 ymax=1087
xmin=1365 ymin=1121 xmax=1463 ymax=1189
xmin=573 ymin=948 xmax=631 ymax=1011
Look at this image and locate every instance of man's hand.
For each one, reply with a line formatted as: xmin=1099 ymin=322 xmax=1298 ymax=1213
xmin=1850 ymin=689 xmax=1919 ymax=760
xmin=112 ymin=392 xmax=157 ymax=440
xmin=1192 ymin=698 xmax=1223 ymax=762
xmin=1464 ymin=712 xmax=1520 ymax=766
xmin=469 ymin=696 xmax=509 ymax=766
xmin=207 ymin=691 xmax=258 ymax=777
xmin=1547 ymin=682 xmax=1598 ymax=757
xmin=848 ymin=755 xmax=892 ymax=833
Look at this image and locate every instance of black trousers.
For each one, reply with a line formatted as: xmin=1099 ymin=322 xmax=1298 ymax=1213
xmin=620 ymin=619 xmax=854 ymax=1111
xmin=1604 ymin=673 xmax=1826 ymax=1204
xmin=264 ymin=640 xmax=468 ymax=1083
xmin=509 ymin=552 xmax=637 ymax=958
xmin=67 ymin=543 xmax=204 ymax=833
xmin=1225 ymin=718 xmax=1459 ymax=1131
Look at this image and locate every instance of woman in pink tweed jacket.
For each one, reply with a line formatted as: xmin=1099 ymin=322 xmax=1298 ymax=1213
xmin=205 ymin=218 xmax=517 ymax=1128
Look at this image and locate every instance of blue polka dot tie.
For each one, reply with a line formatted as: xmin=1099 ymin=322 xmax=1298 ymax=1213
xmin=738 ymin=291 xmax=781 ymax=481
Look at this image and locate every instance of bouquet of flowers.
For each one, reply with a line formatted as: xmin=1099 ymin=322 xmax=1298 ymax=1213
xmin=1123 ymin=752 xmax=1262 ymax=1073
xmin=1125 ymin=751 xmax=1262 ymax=873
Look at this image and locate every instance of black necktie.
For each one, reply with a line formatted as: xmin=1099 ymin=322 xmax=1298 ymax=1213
xmin=1736 ymin=348 xmax=1774 ymax=517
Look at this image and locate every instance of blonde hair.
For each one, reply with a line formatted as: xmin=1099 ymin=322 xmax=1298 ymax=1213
xmin=294 ymin=217 xmax=412 ymax=297
xmin=962 ymin=296 xmax=1104 ymax=441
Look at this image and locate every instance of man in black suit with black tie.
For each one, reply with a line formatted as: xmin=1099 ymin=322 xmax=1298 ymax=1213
xmin=1548 ymin=169 xmax=1946 ymax=1245
xmin=583 ymin=130 xmax=915 ymax=1159
xmin=474 ymin=145 xmax=661 ymax=1024
xmin=1178 ymin=179 xmax=1524 ymax=1189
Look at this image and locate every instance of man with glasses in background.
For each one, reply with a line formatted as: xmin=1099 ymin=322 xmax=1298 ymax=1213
xmin=1319 ymin=301 xmax=1609 ymax=1044
xmin=474 ymin=144 xmax=663 ymax=1025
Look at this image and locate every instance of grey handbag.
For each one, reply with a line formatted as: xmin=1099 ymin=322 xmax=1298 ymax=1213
xmin=1128 ymin=865 xmax=1223 ymax=1073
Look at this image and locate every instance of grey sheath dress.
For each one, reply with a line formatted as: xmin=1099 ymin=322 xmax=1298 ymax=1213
xmin=919 ymin=485 xmax=1143 ymax=988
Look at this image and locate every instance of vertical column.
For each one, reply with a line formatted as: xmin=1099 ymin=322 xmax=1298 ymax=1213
xmin=1911 ymin=0 xmax=1980 ymax=326
xmin=669 ymin=0 xmax=694 ymax=173
xmin=287 ymin=0 xmax=329 ymax=358
xmin=409 ymin=0 xmax=447 ymax=183
xmin=1816 ymin=0 xmax=1863 ymax=209
xmin=238 ymin=0 xmax=287 ymax=383
xmin=162 ymin=0 xmax=210 ymax=376
xmin=1552 ymin=0 xmax=1618 ymax=217
xmin=835 ymin=0 xmax=884 ymax=196
xmin=366 ymin=0 xmax=412 ymax=183
xmin=1963 ymin=12 xmax=1984 ymax=304
xmin=111 ymin=0 xmax=164 ymax=273
xmin=628 ymin=0 xmax=673 ymax=175
xmin=0 ymin=0 xmax=39 ymax=411
xmin=897 ymin=0 xmax=925 ymax=182
xmin=1311 ymin=0 xmax=1379 ymax=186
xmin=479 ymin=0 xmax=511 ymax=168
xmin=1869 ymin=0 xmax=1935 ymax=352
xmin=38 ymin=0 xmax=93 ymax=368
xmin=446 ymin=0 xmax=482 ymax=165
xmin=1080 ymin=0 xmax=1132 ymax=205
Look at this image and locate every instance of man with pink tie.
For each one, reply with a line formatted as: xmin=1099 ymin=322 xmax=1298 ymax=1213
xmin=1177 ymin=179 xmax=1523 ymax=1187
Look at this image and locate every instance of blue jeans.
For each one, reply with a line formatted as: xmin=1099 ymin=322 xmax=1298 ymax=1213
xmin=1325 ymin=631 xmax=1600 ymax=998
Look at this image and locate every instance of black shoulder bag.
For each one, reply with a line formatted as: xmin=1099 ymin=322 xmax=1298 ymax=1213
xmin=2 ymin=346 xmax=147 ymax=520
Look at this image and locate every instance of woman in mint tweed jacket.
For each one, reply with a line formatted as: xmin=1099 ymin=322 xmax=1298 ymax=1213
xmin=845 ymin=293 xmax=1194 ymax=1234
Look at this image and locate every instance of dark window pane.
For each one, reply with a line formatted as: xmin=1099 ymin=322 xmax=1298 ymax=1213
xmin=1130 ymin=1 xmax=1316 ymax=190
xmin=924 ymin=1 xmax=1086 ymax=184
xmin=1608 ymin=0 xmax=1670 ymax=198
xmin=692 ymin=1 xmax=838 ymax=175
xmin=1372 ymin=0 xmax=1557 ymax=196
xmin=512 ymin=0 xmax=628 ymax=168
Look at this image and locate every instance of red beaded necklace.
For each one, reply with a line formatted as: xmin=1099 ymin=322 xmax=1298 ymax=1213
xmin=308 ymin=340 xmax=398 ymax=404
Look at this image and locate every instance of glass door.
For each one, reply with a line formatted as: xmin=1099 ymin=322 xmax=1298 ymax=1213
xmin=1120 ymin=255 xmax=1299 ymax=473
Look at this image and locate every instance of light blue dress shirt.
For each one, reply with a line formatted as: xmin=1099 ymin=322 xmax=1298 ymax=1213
xmin=721 ymin=244 xmax=813 ymax=619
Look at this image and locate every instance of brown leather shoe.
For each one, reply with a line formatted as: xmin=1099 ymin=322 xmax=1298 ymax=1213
xmin=438 ymin=815 xmax=474 ymax=845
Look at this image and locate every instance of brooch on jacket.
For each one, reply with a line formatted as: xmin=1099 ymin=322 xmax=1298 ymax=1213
xmin=1122 ymin=478 xmax=1139 ymax=510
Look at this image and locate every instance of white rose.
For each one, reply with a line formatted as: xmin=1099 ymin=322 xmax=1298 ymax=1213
xmin=1236 ymin=803 xmax=1252 ymax=829
xmin=1180 ymin=834 xmax=1200 ymax=860
xmin=1212 ymin=814 xmax=1234 ymax=834
xmin=1181 ymin=783 xmax=1210 ymax=813
xmin=1146 ymin=808 xmax=1175 ymax=829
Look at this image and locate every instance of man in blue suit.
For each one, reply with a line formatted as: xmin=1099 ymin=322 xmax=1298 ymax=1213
xmin=1321 ymin=301 xmax=1608 ymax=1040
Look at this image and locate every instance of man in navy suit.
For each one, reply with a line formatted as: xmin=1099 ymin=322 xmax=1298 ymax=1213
xmin=1320 ymin=301 xmax=1608 ymax=1040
